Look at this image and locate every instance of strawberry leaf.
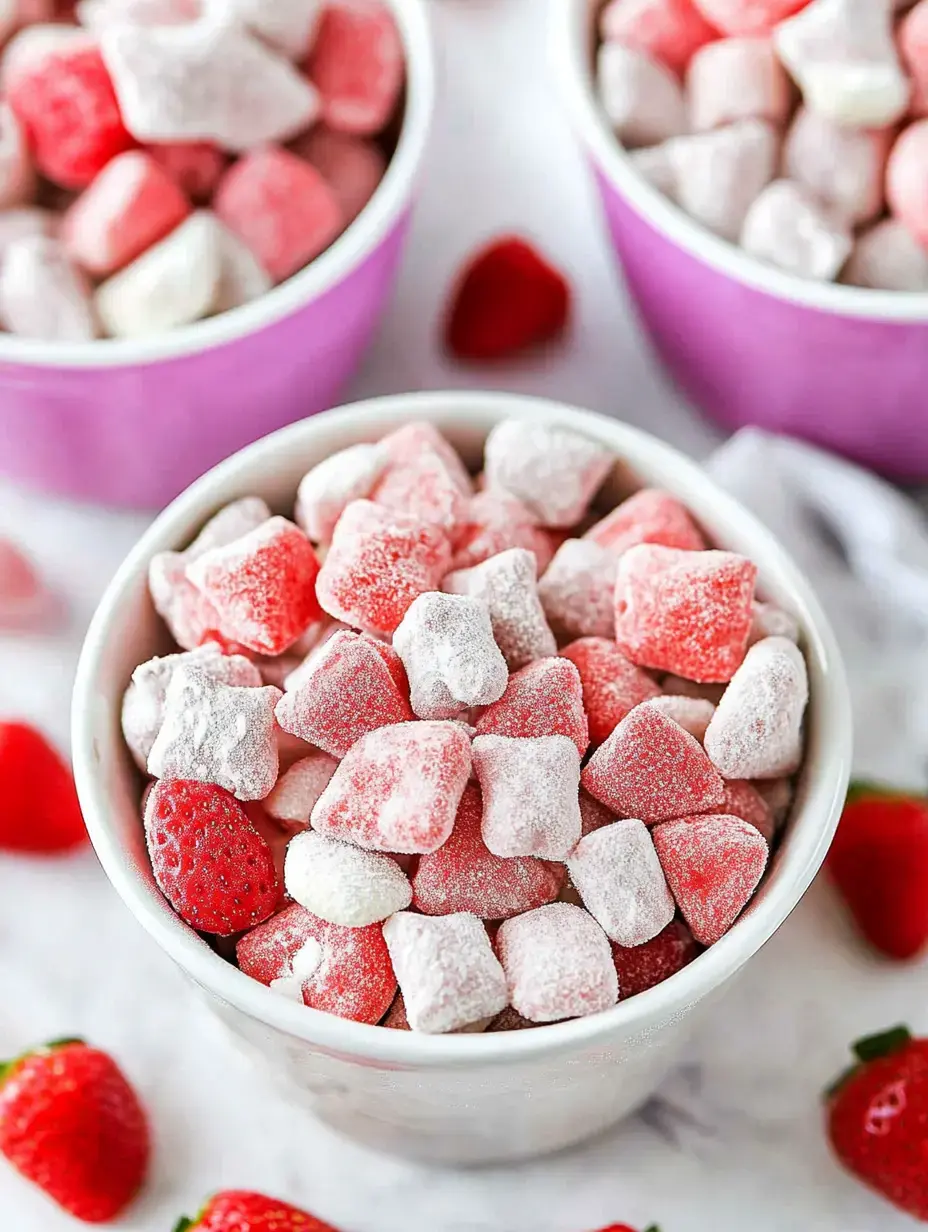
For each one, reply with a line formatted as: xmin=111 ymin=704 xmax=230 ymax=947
xmin=853 ymin=1025 xmax=912 ymax=1064
xmin=0 ymin=1038 xmax=84 ymax=1084
xmin=845 ymin=781 xmax=917 ymax=806
xmin=173 ymin=1220 xmax=193 ymax=1232
xmin=644 ymin=1226 xmax=661 ymax=1232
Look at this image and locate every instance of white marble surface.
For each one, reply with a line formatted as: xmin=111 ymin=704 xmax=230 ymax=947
xmin=0 ymin=0 xmax=926 ymax=1228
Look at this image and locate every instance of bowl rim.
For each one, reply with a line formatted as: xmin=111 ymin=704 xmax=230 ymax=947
xmin=550 ymin=0 xmax=928 ymax=322
xmin=72 ymin=390 xmax=852 ymax=1069
xmin=0 ymin=0 xmax=434 ymax=370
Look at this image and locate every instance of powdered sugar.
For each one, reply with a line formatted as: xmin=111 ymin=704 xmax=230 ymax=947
xmin=748 ymin=599 xmax=801 ymax=647
xmin=474 ymin=656 xmax=589 ymax=757
xmin=644 ymin=694 xmax=716 ymax=743
xmin=284 ymin=830 xmax=412 ymax=926
xmin=568 ymin=819 xmax=676 ymax=948
xmin=537 ymin=539 xmax=617 ymax=641
xmin=295 ymin=442 xmax=389 ymax=544
xmin=263 ymin=750 xmax=338 ymax=825
xmin=443 ymin=548 xmax=556 ymax=671
xmin=449 ymin=490 xmax=556 ymax=574
xmin=561 ymin=636 xmax=663 ymax=746
xmin=472 ymin=733 xmax=581 ymax=860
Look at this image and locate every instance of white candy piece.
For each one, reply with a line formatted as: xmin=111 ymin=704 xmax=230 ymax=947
xmin=537 ymin=539 xmax=617 ymax=641
xmin=0 ymin=103 xmax=33 ymax=210
xmin=78 ymin=0 xmax=200 ymax=30
xmin=188 ymin=495 xmax=271 ymax=557
xmin=443 ymin=548 xmax=556 ymax=671
xmin=782 ymin=107 xmax=890 ymax=227
xmin=0 ymin=235 xmax=98 ymax=341
xmin=147 ymin=666 xmax=281 ymax=800
xmin=740 ymin=179 xmax=852 ymax=282
xmin=567 ymin=819 xmax=675 ymax=948
xmin=687 ymin=37 xmax=790 ymax=132
xmin=664 ymin=119 xmax=778 ymax=241
xmin=284 ymin=831 xmax=412 ymax=927
xmin=0 ymin=208 xmax=56 ymax=259
xmin=844 ymin=219 xmax=928 ymax=291
xmin=645 ymin=695 xmax=716 ymax=742
xmin=264 ymin=750 xmax=338 ymax=824
xmin=483 ymin=421 xmax=614 ymax=529
xmin=472 ymin=733 xmax=582 ymax=860
xmin=382 ymin=911 xmax=508 ymax=1034
xmin=496 ymin=903 xmax=618 ymax=1023
xmin=393 ymin=592 xmax=508 ymax=720
xmin=294 ymin=442 xmax=389 ymax=544
xmin=630 ymin=143 xmax=676 ymax=195
xmin=704 ymin=636 xmax=809 ymax=779
xmin=212 ymin=218 xmax=273 ymax=313
xmin=775 ymin=0 xmax=910 ymax=128
xmin=597 ymin=42 xmax=687 ymax=148
xmin=211 ymin=0 xmax=321 ymax=59
xmin=748 ymin=599 xmax=800 ymax=647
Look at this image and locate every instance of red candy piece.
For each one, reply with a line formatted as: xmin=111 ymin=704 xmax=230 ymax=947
xmin=580 ymin=789 xmax=616 ymax=837
xmin=584 ymin=488 xmax=706 ymax=557
xmin=561 ymin=637 xmax=662 ymax=746
xmin=371 ymin=441 xmax=467 ymax=530
xmin=615 ymin=546 xmax=757 ymax=683
xmin=297 ymin=125 xmax=385 ymax=222
xmin=146 ymin=141 xmax=226 ymax=201
xmin=582 ymin=702 xmax=725 ymax=824
xmin=0 ymin=722 xmax=86 ymax=853
xmin=306 ymin=0 xmax=404 ymax=136
xmin=412 ymin=783 xmax=565 ymax=919
xmin=653 ymin=813 xmax=768 ymax=945
xmin=475 ymin=657 xmax=589 ymax=757
xmin=600 ymin=0 xmax=718 ymax=75
xmin=236 ymin=901 xmax=396 ymax=1024
xmin=445 ymin=236 xmax=571 ymax=361
xmin=450 ymin=489 xmax=556 ymax=573
xmin=715 ymin=779 xmax=774 ymax=843
xmin=612 ymin=919 xmax=700 ymax=999
xmin=275 ymin=629 xmax=412 ymax=758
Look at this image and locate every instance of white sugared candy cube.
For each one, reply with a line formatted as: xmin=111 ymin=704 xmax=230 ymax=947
xmin=687 ymin=37 xmax=790 ymax=132
xmin=0 ymin=235 xmax=97 ymax=341
xmin=740 ymin=179 xmax=852 ymax=282
xmin=472 ymin=733 xmax=581 ymax=860
xmin=212 ymin=219 xmax=273 ymax=313
xmin=645 ymin=695 xmax=716 ymax=742
xmin=264 ymin=750 xmax=338 ymax=824
xmin=295 ymin=443 xmax=389 ymax=544
xmin=782 ymin=107 xmax=890 ymax=227
xmin=748 ymin=600 xmax=800 ymax=647
xmin=630 ymin=143 xmax=677 ymax=194
xmin=567 ymin=819 xmax=675 ymax=948
xmin=597 ymin=42 xmax=686 ymax=147
xmin=844 ymin=219 xmax=928 ymax=291
xmin=0 ymin=102 xmax=34 ymax=210
xmin=537 ymin=539 xmax=617 ymax=641
xmin=284 ymin=831 xmax=412 ymax=927
xmin=220 ymin=0 xmax=322 ymax=60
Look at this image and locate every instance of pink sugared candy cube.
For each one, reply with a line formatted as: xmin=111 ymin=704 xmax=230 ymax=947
xmin=887 ymin=120 xmax=928 ymax=249
xmin=717 ymin=778 xmax=775 ymax=843
xmin=584 ymin=488 xmax=706 ymax=557
xmin=691 ymin=0 xmax=810 ymax=37
xmin=560 ymin=636 xmax=662 ymax=746
xmin=381 ymin=422 xmax=473 ymax=497
xmin=295 ymin=442 xmax=389 ymax=545
xmin=297 ymin=125 xmax=385 ymax=222
xmin=687 ymin=37 xmax=791 ymax=132
xmin=612 ymin=919 xmax=700 ymax=999
xmin=450 ymin=490 xmax=557 ymax=574
xmin=474 ymin=656 xmax=589 ymax=758
xmin=537 ymin=539 xmax=617 ymax=641
xmin=568 ymin=818 xmax=675 ymax=948
xmin=472 ymin=733 xmax=581 ymax=860
xmin=146 ymin=141 xmax=226 ymax=201
xmin=645 ymin=694 xmax=715 ymax=743
xmin=0 ymin=235 xmax=98 ymax=341
xmin=263 ymin=750 xmax=338 ymax=826
xmin=600 ymin=0 xmax=718 ymax=76
xmin=370 ymin=438 xmax=468 ymax=532
xmin=306 ymin=0 xmax=404 ymax=136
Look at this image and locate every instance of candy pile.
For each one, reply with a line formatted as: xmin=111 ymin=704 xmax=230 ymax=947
xmin=124 ymin=417 xmax=810 ymax=1034
xmin=0 ymin=0 xmax=403 ymax=342
xmin=597 ymin=0 xmax=928 ymax=290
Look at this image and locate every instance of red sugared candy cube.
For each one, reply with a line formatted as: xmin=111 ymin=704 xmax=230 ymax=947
xmin=146 ymin=141 xmax=226 ymax=201
xmin=306 ymin=0 xmax=404 ymax=136
xmin=450 ymin=489 xmax=557 ymax=574
xmin=612 ymin=919 xmax=700 ymax=999
xmin=297 ymin=125 xmax=385 ymax=222
xmin=475 ymin=656 xmax=589 ymax=757
xmin=600 ymin=0 xmax=718 ymax=76
xmin=716 ymin=778 xmax=775 ymax=843
xmin=584 ymin=487 xmax=706 ymax=557
xmin=371 ymin=439 xmax=468 ymax=531
xmin=560 ymin=636 xmax=662 ymax=746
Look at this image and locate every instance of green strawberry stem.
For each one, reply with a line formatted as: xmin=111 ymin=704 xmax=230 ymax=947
xmin=845 ymin=781 xmax=918 ymax=805
xmin=644 ymin=1226 xmax=661 ymax=1232
xmin=853 ymin=1025 xmax=912 ymax=1063
xmin=0 ymin=1037 xmax=83 ymax=1084
xmin=173 ymin=1220 xmax=194 ymax=1232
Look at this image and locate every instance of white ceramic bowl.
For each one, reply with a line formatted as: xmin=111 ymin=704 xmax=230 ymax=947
xmin=71 ymin=391 xmax=852 ymax=1165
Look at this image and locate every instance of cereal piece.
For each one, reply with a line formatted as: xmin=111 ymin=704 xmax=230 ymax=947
xmin=382 ymin=911 xmax=508 ymax=1034
xmin=484 ymin=421 xmax=612 ymax=529
xmin=0 ymin=234 xmax=98 ymax=340
xmin=645 ymin=694 xmax=715 ymax=741
xmin=900 ymin=0 xmax=928 ymax=117
xmin=887 ymin=121 xmax=928 ymax=248
xmin=472 ymin=733 xmax=581 ymax=860
xmin=311 ymin=720 xmax=471 ymax=853
xmin=381 ymin=422 xmax=473 ymax=497
xmin=580 ymin=790 xmax=616 ymax=836
xmin=704 ymin=636 xmax=809 ymax=779
xmin=443 ymin=548 xmax=556 ymax=671
xmin=582 ymin=702 xmax=725 ymax=823
xmin=411 ymin=783 xmax=565 ymax=919
xmin=844 ymin=218 xmax=928 ymax=292
xmin=214 ymin=146 xmax=343 ymax=282
xmin=614 ymin=545 xmax=757 ymax=683
xmin=212 ymin=217 xmax=274 ymax=312
xmin=474 ymin=657 xmax=589 ymax=757
xmin=740 ymin=179 xmax=853 ymax=282
xmin=691 ymin=0 xmax=809 ymax=35
xmin=782 ymin=108 xmax=889 ymax=228
xmin=537 ymin=539 xmax=617 ymax=641
xmin=263 ymin=751 xmax=338 ymax=825
xmin=316 ymin=499 xmax=451 ymax=636
xmin=686 ymin=38 xmax=790 ymax=131
xmin=223 ymin=0 xmax=321 ymax=59
xmin=0 ymin=208 xmax=57 ymax=259
xmin=600 ymin=0 xmax=718 ymax=76
xmin=237 ymin=901 xmax=396 ymax=1023
xmin=450 ymin=490 xmax=556 ymax=574
xmin=371 ymin=442 xmax=467 ymax=531
xmin=275 ymin=629 xmax=412 ymax=757
xmin=0 ymin=103 xmax=34 ymax=210
xmin=284 ymin=830 xmax=412 ymax=926
xmin=305 ymin=0 xmax=403 ymax=136
xmin=561 ymin=637 xmax=663 ymax=746
xmin=748 ymin=599 xmax=800 ymax=646
xmin=612 ymin=919 xmax=699 ymax=998
xmin=716 ymin=778 xmax=775 ymax=842
xmin=584 ymin=488 xmax=706 ymax=557
xmin=653 ymin=812 xmax=769 ymax=944
xmin=146 ymin=141 xmax=226 ymax=201
xmin=294 ymin=442 xmax=388 ymax=544
xmin=497 ymin=902 xmax=618 ymax=1023
xmin=147 ymin=666 xmax=282 ymax=800
xmin=569 ymin=818 xmax=675 ymax=948
xmin=393 ymin=592 xmax=508 ymax=720
xmin=296 ymin=125 xmax=385 ymax=221
xmin=597 ymin=42 xmax=687 ymax=148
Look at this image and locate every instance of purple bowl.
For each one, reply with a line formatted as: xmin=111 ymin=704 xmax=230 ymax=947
xmin=553 ymin=0 xmax=928 ymax=483
xmin=0 ymin=0 xmax=433 ymax=510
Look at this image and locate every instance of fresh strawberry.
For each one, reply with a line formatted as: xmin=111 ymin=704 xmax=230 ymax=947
xmin=0 ymin=1039 xmax=149 ymax=1223
xmin=827 ymin=782 xmax=928 ymax=959
xmin=444 ymin=236 xmax=570 ymax=360
xmin=589 ymin=1225 xmax=660 ymax=1231
xmin=175 ymin=1190 xmax=340 ymax=1231
xmin=144 ymin=779 xmax=281 ymax=936
xmin=827 ymin=1025 xmax=928 ymax=1220
xmin=0 ymin=722 xmax=87 ymax=853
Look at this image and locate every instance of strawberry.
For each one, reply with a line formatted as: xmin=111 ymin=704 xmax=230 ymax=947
xmin=175 ymin=1190 xmax=340 ymax=1231
xmin=827 ymin=1025 xmax=928 ymax=1220
xmin=444 ymin=236 xmax=571 ymax=360
xmin=589 ymin=1225 xmax=660 ymax=1231
xmin=144 ymin=779 xmax=281 ymax=936
xmin=0 ymin=1039 xmax=149 ymax=1223
xmin=0 ymin=721 xmax=87 ymax=853
xmin=827 ymin=782 xmax=928 ymax=960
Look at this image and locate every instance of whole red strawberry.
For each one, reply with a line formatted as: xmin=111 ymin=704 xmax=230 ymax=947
xmin=827 ymin=1025 xmax=928 ymax=1220
xmin=175 ymin=1190 xmax=340 ymax=1231
xmin=0 ymin=721 xmax=87 ymax=853
xmin=827 ymin=782 xmax=928 ymax=959
xmin=0 ymin=1039 xmax=149 ymax=1223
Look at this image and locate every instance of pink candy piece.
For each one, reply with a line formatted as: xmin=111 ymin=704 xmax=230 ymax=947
xmin=382 ymin=422 xmax=473 ymax=498
xmin=900 ymin=0 xmax=928 ymax=118
xmin=0 ymin=207 xmax=57 ymax=259
xmin=0 ymin=537 xmax=53 ymax=628
xmin=686 ymin=37 xmax=791 ymax=131
xmin=0 ymin=103 xmax=34 ymax=210
xmin=887 ymin=120 xmax=928 ymax=247
xmin=0 ymin=234 xmax=98 ymax=341
xmin=600 ymin=0 xmax=719 ymax=76
xmin=296 ymin=125 xmax=385 ymax=222
xmin=597 ymin=42 xmax=687 ymax=148
xmin=263 ymin=750 xmax=338 ymax=825
xmin=615 ymin=545 xmax=757 ymax=683
xmin=496 ymin=902 xmax=618 ymax=1024
xmin=284 ymin=830 xmax=412 ymax=926
xmin=560 ymin=637 xmax=662 ymax=746
xmin=223 ymin=0 xmax=322 ymax=60
xmin=274 ymin=629 xmax=412 ymax=757
xmin=740 ymin=178 xmax=853 ymax=282
xmin=653 ymin=813 xmax=769 ymax=945
xmin=748 ymin=599 xmax=800 ymax=647
xmin=579 ymin=789 xmax=617 ymax=837
xmin=474 ymin=657 xmax=589 ymax=758
xmin=412 ymin=784 xmax=565 ymax=920
xmin=295 ymin=442 xmax=388 ymax=544
xmin=305 ymin=0 xmax=403 ymax=136
xmin=370 ymin=441 xmax=468 ymax=531
xmin=782 ymin=107 xmax=889 ymax=228
xmin=568 ymin=818 xmax=676 ymax=947
xmin=382 ymin=910 xmax=508 ymax=1034
xmin=472 ymin=733 xmax=582 ymax=860
xmin=537 ymin=539 xmax=617 ymax=641
xmin=691 ymin=0 xmax=810 ymax=36
xmin=612 ymin=919 xmax=700 ymax=998
xmin=450 ymin=490 xmax=557 ymax=574
xmin=311 ymin=720 xmax=471 ymax=854
xmin=237 ymin=901 xmax=396 ymax=1023
xmin=145 ymin=141 xmax=226 ymax=201
xmin=583 ymin=487 xmax=706 ymax=558
xmin=582 ymin=701 xmax=725 ymax=824
xmin=715 ymin=778 xmax=775 ymax=843
xmin=645 ymin=694 xmax=716 ymax=742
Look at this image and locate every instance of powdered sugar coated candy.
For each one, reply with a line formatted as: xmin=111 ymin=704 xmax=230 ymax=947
xmin=306 ymin=0 xmax=403 ymax=136
xmin=600 ymin=0 xmax=718 ymax=76
xmin=568 ymin=819 xmax=675 ymax=948
xmin=560 ymin=636 xmax=662 ymax=746
xmin=147 ymin=666 xmax=281 ymax=800
xmin=188 ymin=495 xmax=272 ymax=557
xmin=297 ymin=125 xmax=385 ymax=222
xmin=274 ymin=629 xmax=412 ymax=757
xmin=782 ymin=108 xmax=889 ymax=229
xmin=472 ymin=733 xmax=581 ymax=860
xmin=580 ymin=790 xmax=616 ymax=836
xmin=237 ymin=902 xmax=396 ymax=1023
xmin=704 ymin=635 xmax=809 ymax=779
xmin=740 ymin=179 xmax=853 ymax=282
xmin=900 ymin=0 xmax=928 ymax=118
xmin=212 ymin=216 xmax=274 ymax=312
xmin=756 ymin=776 xmax=793 ymax=827
xmin=382 ymin=911 xmax=507 ymax=1034
xmin=652 ymin=813 xmax=769 ymax=944
xmin=0 ymin=103 xmax=33 ymax=210
xmin=614 ymin=545 xmax=757 ymax=683
xmin=146 ymin=141 xmax=226 ymax=201
xmin=392 ymin=593 xmax=508 ymax=720
xmin=264 ymin=751 xmax=337 ymax=824
xmin=371 ymin=442 xmax=468 ymax=532
xmin=316 ymin=499 xmax=451 ymax=635
xmin=77 ymin=0 xmax=201 ymax=29
xmin=474 ymin=657 xmax=589 ymax=758
xmin=584 ymin=488 xmax=706 ymax=558
xmin=844 ymin=219 xmax=928 ymax=292
xmin=0 ymin=207 xmax=57 ymax=259
xmin=582 ymin=702 xmax=724 ymax=823
xmin=887 ymin=121 xmax=928 ymax=248
xmin=748 ymin=599 xmax=800 ymax=647
xmin=612 ymin=919 xmax=699 ymax=998
xmin=483 ymin=421 xmax=613 ymax=529
xmin=686 ymin=38 xmax=791 ymax=132
xmin=450 ymin=490 xmax=556 ymax=574
xmin=691 ymin=0 xmax=810 ymax=35
xmin=661 ymin=673 xmax=725 ymax=704
xmin=0 ymin=234 xmax=98 ymax=340
xmin=497 ymin=902 xmax=618 ymax=1023
xmin=311 ymin=720 xmax=471 ymax=853
xmin=381 ymin=422 xmax=473 ymax=498
xmin=412 ymin=783 xmax=565 ymax=919
xmin=537 ymin=539 xmax=617 ymax=641
xmin=645 ymin=694 xmax=716 ymax=742
xmin=716 ymin=778 xmax=775 ymax=842
xmin=597 ymin=43 xmax=686 ymax=148
xmin=443 ymin=548 xmax=556 ymax=672
xmin=295 ymin=442 xmax=389 ymax=544
xmin=220 ymin=0 xmax=321 ymax=60
xmin=284 ymin=830 xmax=412 ymax=927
